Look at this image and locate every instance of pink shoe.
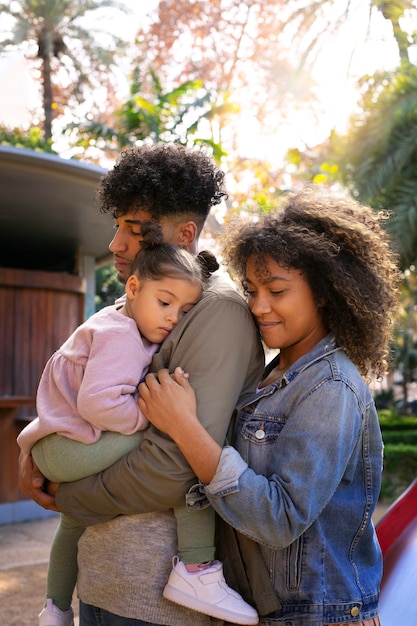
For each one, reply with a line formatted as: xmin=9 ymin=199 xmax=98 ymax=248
xmin=163 ymin=556 xmax=259 ymax=625
xmin=38 ymin=599 xmax=74 ymax=626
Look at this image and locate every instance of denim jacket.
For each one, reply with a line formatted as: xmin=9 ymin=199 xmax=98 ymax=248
xmin=202 ymin=335 xmax=383 ymax=625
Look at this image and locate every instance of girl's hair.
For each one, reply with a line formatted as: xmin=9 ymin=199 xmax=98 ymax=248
xmin=221 ymin=187 xmax=400 ymax=378
xmin=131 ymin=222 xmax=218 ymax=289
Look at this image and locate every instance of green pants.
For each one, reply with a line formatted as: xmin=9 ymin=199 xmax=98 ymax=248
xmin=32 ymin=431 xmax=215 ymax=610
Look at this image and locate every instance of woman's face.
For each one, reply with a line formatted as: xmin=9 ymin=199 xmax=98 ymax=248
xmin=244 ymin=255 xmax=328 ymax=364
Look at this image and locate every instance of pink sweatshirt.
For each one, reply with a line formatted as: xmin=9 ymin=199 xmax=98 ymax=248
xmin=17 ymin=305 xmax=159 ymax=453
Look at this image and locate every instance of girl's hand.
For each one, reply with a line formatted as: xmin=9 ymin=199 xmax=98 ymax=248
xmin=170 ymin=368 xmax=190 ymax=381
xmin=138 ymin=367 xmax=197 ymax=440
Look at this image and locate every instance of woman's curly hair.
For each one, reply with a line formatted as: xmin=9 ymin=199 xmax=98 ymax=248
xmin=221 ymin=187 xmax=400 ymax=378
xmin=97 ymin=144 xmax=227 ymax=231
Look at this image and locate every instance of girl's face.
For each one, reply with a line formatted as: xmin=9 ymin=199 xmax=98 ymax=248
xmin=244 ymin=255 xmax=328 ymax=366
xmin=125 ymin=275 xmax=202 ymax=344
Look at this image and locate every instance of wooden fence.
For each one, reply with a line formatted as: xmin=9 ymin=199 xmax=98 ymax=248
xmin=0 ymin=268 xmax=85 ymax=504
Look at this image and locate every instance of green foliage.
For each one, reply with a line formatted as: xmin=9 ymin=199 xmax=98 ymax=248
xmin=390 ymin=271 xmax=417 ymax=403
xmin=0 ymin=125 xmax=57 ymax=152
xmin=285 ymin=62 xmax=417 ymax=270
xmin=95 ymin=264 xmax=124 ymax=311
xmin=378 ymin=409 xmax=417 ymax=429
xmin=284 ymin=146 xmax=340 ymax=187
xmin=65 ymin=68 xmax=226 ymax=160
xmin=382 ymin=429 xmax=417 ymax=444
xmin=317 ymin=65 xmax=417 ymax=270
xmin=380 ymin=443 xmax=417 ymax=500
xmin=378 ymin=408 xmax=417 ymax=500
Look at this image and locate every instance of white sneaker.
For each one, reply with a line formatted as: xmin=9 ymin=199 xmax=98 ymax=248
xmin=163 ymin=556 xmax=259 ymax=625
xmin=39 ymin=599 xmax=74 ymax=626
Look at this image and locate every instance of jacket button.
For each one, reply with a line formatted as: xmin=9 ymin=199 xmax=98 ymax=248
xmin=350 ymin=607 xmax=360 ymax=617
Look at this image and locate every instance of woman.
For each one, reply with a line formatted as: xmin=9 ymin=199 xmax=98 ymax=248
xmin=138 ymin=188 xmax=399 ymax=626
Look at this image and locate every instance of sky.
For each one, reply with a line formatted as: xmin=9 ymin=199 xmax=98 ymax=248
xmin=0 ymin=0 xmax=405 ymax=160
xmin=236 ymin=3 xmax=402 ymax=160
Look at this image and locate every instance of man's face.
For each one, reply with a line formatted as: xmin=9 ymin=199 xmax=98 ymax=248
xmin=109 ymin=209 xmax=182 ymax=283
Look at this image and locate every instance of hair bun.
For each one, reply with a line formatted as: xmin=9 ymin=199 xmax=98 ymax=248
xmin=140 ymin=222 xmax=164 ymax=249
xmin=196 ymin=250 xmax=219 ymax=280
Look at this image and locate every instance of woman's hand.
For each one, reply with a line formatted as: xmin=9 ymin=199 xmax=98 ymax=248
xmin=138 ymin=367 xmax=197 ymax=439
xmin=18 ymin=450 xmax=60 ymax=512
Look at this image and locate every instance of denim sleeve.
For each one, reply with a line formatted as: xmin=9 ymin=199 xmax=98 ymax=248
xmin=185 ymin=447 xmax=248 ymax=511
xmin=205 ymin=446 xmax=248 ymax=495
xmin=202 ymin=380 xmax=366 ymax=549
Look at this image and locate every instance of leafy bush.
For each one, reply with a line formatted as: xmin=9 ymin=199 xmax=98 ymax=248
xmin=377 ymin=409 xmax=417 ymax=501
xmin=0 ymin=125 xmax=57 ymax=152
xmin=380 ymin=444 xmax=417 ymax=502
xmin=382 ymin=430 xmax=417 ymax=445
xmin=378 ymin=409 xmax=417 ymax=430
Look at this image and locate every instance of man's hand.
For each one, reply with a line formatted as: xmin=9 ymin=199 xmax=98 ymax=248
xmin=18 ymin=450 xmax=60 ymax=511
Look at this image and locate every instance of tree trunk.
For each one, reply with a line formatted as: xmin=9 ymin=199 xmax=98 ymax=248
xmin=392 ymin=18 xmax=410 ymax=63
xmin=39 ymin=29 xmax=54 ymax=141
xmin=376 ymin=2 xmax=411 ymax=63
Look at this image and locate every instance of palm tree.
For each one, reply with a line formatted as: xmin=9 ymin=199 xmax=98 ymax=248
xmin=291 ymin=64 xmax=417 ymax=269
xmin=0 ymin=0 xmax=127 ymax=140
xmin=327 ymin=64 xmax=417 ymax=269
xmin=283 ymin=0 xmax=417 ymax=67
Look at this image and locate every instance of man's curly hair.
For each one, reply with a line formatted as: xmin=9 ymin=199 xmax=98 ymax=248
xmin=97 ymin=144 xmax=227 ymax=231
xmin=221 ymin=187 xmax=400 ymax=378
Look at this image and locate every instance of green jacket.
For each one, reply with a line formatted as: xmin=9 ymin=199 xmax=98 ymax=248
xmin=56 ymin=272 xmax=265 ymax=524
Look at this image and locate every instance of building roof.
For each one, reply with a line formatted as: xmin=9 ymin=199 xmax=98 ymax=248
xmin=0 ymin=146 xmax=113 ymax=272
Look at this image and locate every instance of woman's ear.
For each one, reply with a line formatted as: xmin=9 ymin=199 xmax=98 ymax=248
xmin=125 ymin=275 xmax=140 ymax=300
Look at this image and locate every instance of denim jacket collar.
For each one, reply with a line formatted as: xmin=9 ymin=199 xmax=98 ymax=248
xmin=260 ymin=333 xmax=342 ymax=392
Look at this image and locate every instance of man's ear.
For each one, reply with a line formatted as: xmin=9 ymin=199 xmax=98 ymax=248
xmin=177 ymin=220 xmax=197 ymax=248
xmin=125 ymin=275 xmax=140 ymax=299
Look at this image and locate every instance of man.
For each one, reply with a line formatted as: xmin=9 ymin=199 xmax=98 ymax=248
xmin=19 ymin=144 xmax=264 ymax=626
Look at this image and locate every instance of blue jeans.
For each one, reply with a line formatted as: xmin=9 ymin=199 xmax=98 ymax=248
xmin=79 ymin=601 xmax=159 ymax=626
